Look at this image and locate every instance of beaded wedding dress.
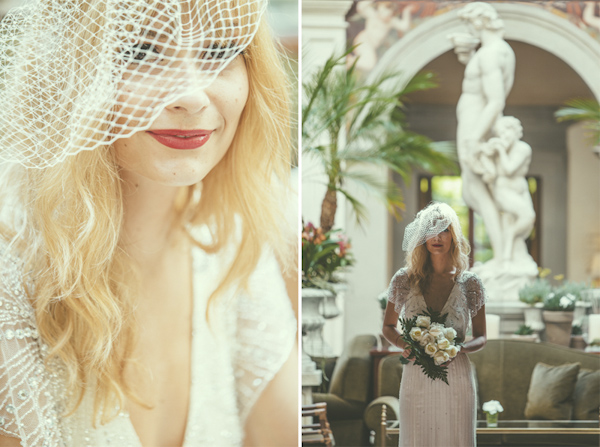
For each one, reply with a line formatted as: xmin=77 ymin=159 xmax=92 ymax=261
xmin=387 ymin=268 xmax=486 ymax=447
xmin=0 ymin=238 xmax=296 ymax=447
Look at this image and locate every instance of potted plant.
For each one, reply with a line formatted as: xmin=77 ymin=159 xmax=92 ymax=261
xmin=542 ymin=285 xmax=577 ymax=346
xmin=511 ymin=324 xmax=538 ymax=342
xmin=301 ymin=222 xmax=354 ymax=357
xmin=518 ymin=271 xmax=552 ymax=334
xmin=482 ymin=400 xmax=504 ymax=428
xmin=302 ymin=49 xmax=456 ymax=232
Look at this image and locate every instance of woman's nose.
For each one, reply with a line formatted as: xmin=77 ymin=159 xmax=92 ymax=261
xmin=165 ymin=85 xmax=210 ymax=115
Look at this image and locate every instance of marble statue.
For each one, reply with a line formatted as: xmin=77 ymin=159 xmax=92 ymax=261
xmin=486 ymin=117 xmax=536 ymax=271
xmin=450 ymin=2 xmax=538 ymax=300
xmin=349 ymin=1 xmax=415 ymax=71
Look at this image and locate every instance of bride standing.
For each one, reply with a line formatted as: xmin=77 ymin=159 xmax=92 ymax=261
xmin=383 ymin=202 xmax=487 ymax=446
xmin=0 ymin=1 xmax=297 ymax=446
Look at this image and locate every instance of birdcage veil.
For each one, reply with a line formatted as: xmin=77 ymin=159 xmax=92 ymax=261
xmin=0 ymin=0 xmax=267 ymax=169
xmin=402 ymin=202 xmax=463 ymax=253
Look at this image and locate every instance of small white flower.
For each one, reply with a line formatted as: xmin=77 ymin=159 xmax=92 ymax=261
xmin=433 ymin=350 xmax=449 ymax=366
xmin=409 ymin=327 xmax=423 ymax=342
xmin=419 ymin=333 xmax=435 ymax=347
xmin=482 ymin=400 xmax=504 ymax=415
xmin=445 ymin=345 xmax=459 ymax=358
xmin=559 ymin=296 xmax=573 ymax=309
xmin=444 ymin=327 xmax=457 ymax=341
xmin=425 ymin=343 xmax=437 ymax=356
xmin=416 ymin=315 xmax=431 ymax=328
xmin=437 ymin=337 xmax=450 ymax=350
xmin=429 ymin=323 xmax=444 ymax=338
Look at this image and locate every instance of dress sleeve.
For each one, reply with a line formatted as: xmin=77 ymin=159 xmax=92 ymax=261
xmin=463 ymin=272 xmax=487 ymax=319
xmin=0 ymin=249 xmax=63 ymax=446
xmin=386 ymin=268 xmax=411 ymax=314
xmin=232 ymin=249 xmax=296 ymax=424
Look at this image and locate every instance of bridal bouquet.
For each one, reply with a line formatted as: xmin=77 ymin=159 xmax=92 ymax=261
xmin=398 ymin=308 xmax=463 ymax=385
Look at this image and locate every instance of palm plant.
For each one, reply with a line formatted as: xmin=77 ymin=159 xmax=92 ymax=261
xmin=555 ymin=98 xmax=600 ymax=146
xmin=302 ymin=49 xmax=457 ymax=232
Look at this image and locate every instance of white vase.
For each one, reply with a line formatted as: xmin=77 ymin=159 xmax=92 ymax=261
xmin=523 ymin=303 xmax=545 ymax=333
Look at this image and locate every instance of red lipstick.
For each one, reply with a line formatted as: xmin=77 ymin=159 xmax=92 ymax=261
xmin=147 ymin=129 xmax=213 ymax=150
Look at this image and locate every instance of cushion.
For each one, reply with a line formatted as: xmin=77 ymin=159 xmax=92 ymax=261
xmin=524 ymin=362 xmax=580 ymax=420
xmin=573 ymin=369 xmax=600 ymax=420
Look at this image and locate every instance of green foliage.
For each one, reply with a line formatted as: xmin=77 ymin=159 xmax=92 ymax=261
xmin=519 ymin=279 xmax=551 ymax=306
xmin=555 ymin=98 xmax=600 ymax=145
xmin=514 ymin=324 xmax=534 ymax=336
xmin=302 ymin=48 xmax=457 ymax=229
xmin=301 ymin=222 xmax=354 ymax=290
xmin=543 ymin=281 xmax=588 ymax=311
xmin=572 ymin=325 xmax=583 ymax=336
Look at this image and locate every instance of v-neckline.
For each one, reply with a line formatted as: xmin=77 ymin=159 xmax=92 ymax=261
xmin=125 ymin=245 xmax=198 ymax=447
xmin=419 ymin=279 xmax=458 ymax=314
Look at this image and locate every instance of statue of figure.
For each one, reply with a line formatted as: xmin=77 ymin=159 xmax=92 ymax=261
xmin=485 ymin=117 xmax=536 ymax=271
xmin=349 ymin=1 xmax=416 ymax=72
xmin=452 ymin=2 xmax=516 ymax=267
xmin=450 ymin=3 xmax=538 ymax=300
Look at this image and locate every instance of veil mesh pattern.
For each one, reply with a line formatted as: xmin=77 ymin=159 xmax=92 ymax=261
xmin=402 ymin=202 xmax=463 ymax=253
xmin=0 ymin=0 xmax=266 ymax=169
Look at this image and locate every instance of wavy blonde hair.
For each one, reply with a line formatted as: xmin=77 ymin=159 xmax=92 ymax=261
xmin=405 ymin=222 xmax=470 ymax=295
xmin=0 ymin=0 xmax=293 ymax=425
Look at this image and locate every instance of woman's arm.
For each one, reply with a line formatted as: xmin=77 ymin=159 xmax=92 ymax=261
xmin=243 ymin=343 xmax=298 ymax=447
xmin=462 ymin=304 xmax=487 ymax=354
xmin=382 ymin=301 xmax=409 ymax=350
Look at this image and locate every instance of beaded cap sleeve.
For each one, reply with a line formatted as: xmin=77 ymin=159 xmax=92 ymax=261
xmin=232 ymin=249 xmax=296 ymax=424
xmin=458 ymin=271 xmax=487 ymax=319
xmin=0 ymin=244 xmax=63 ymax=447
xmin=386 ymin=268 xmax=412 ymax=314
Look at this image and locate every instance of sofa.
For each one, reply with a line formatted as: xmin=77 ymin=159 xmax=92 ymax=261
xmin=365 ymin=339 xmax=600 ymax=446
xmin=312 ymin=334 xmax=378 ymax=447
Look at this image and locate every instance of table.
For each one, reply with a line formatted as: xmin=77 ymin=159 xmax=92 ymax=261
xmin=380 ymin=404 xmax=600 ymax=447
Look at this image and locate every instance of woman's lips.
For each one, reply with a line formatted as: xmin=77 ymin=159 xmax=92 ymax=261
xmin=147 ymin=129 xmax=213 ymax=150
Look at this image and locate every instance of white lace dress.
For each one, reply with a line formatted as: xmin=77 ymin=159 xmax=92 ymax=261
xmin=0 ymin=241 xmax=296 ymax=447
xmin=387 ymin=268 xmax=487 ymax=447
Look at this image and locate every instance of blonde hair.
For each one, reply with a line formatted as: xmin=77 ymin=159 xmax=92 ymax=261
xmin=405 ymin=223 xmax=470 ymax=295
xmin=0 ymin=0 xmax=293 ymax=425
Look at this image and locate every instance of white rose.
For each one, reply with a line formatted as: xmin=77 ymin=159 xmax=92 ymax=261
xmin=409 ymin=327 xmax=423 ymax=342
xmin=434 ymin=350 xmax=450 ymax=366
xmin=419 ymin=333 xmax=435 ymax=347
xmin=429 ymin=324 xmax=444 ymax=338
xmin=425 ymin=343 xmax=437 ymax=357
xmin=437 ymin=337 xmax=450 ymax=350
xmin=416 ymin=315 xmax=431 ymax=328
xmin=445 ymin=345 xmax=459 ymax=358
xmin=482 ymin=400 xmax=504 ymax=414
xmin=444 ymin=327 xmax=457 ymax=341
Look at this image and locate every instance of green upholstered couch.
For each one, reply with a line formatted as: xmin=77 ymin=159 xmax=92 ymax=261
xmin=365 ymin=339 xmax=600 ymax=447
xmin=312 ymin=334 xmax=378 ymax=447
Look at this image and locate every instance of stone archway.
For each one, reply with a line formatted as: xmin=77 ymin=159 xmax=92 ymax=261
xmin=367 ymin=3 xmax=600 ymax=100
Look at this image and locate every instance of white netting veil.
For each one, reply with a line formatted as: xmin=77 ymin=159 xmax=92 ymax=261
xmin=0 ymin=0 xmax=267 ymax=168
xmin=402 ymin=202 xmax=463 ymax=253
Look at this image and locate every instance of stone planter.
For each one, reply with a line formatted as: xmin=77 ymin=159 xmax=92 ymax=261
xmin=302 ymin=288 xmax=333 ymax=357
xmin=542 ymin=310 xmax=574 ymax=346
xmin=523 ymin=303 xmax=545 ymax=333
xmin=570 ymin=335 xmax=587 ymax=350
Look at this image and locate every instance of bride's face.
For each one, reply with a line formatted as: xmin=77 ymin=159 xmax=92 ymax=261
xmin=426 ymin=226 xmax=453 ymax=256
xmin=112 ymin=51 xmax=249 ymax=187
